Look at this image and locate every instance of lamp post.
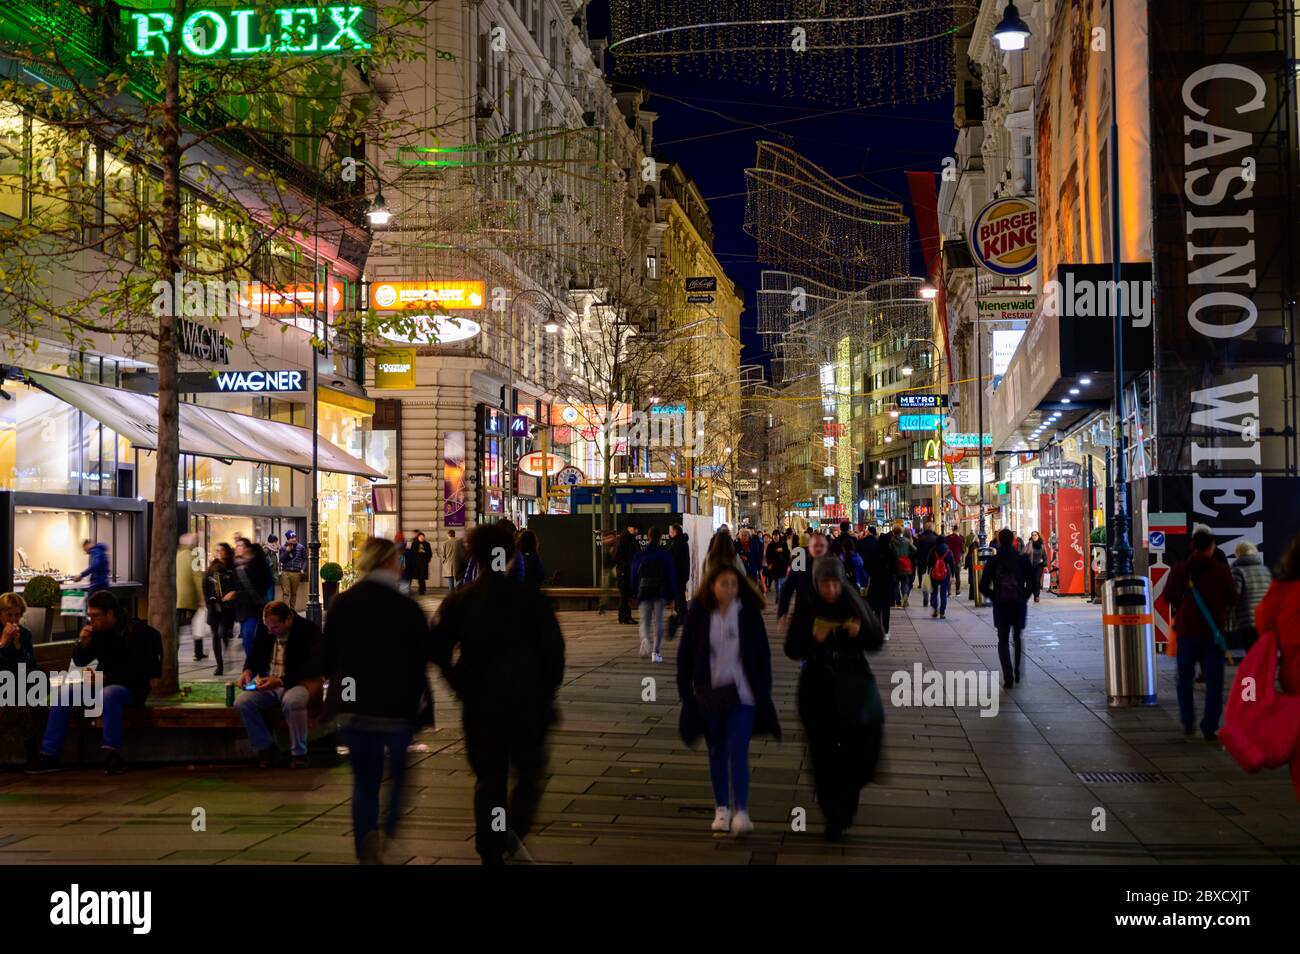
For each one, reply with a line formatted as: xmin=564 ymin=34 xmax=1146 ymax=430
xmin=306 ymin=151 xmax=390 ymax=627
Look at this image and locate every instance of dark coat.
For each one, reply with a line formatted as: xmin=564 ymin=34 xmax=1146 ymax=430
xmin=765 ymin=539 xmax=791 ymax=578
xmin=666 ymin=531 xmax=691 ymax=593
xmin=777 ymin=567 xmax=812 ymax=618
xmin=279 ymin=542 xmax=307 ymax=574
xmin=863 ymin=543 xmax=896 ymax=611
xmin=405 ymin=540 xmax=433 ymax=581
xmin=233 ymin=556 xmax=272 ymax=621
xmin=512 ymin=551 xmax=547 ymax=589
xmin=980 ymin=547 xmax=1034 ymax=629
xmin=631 ymin=543 xmax=677 ymax=601
xmin=1166 ymin=552 xmax=1237 ymax=643
xmin=0 ymin=623 xmax=36 ymax=675
xmin=322 ymin=578 xmax=433 ymax=724
xmin=431 ymin=572 xmax=565 ymax=731
xmin=915 ymin=530 xmax=939 ymax=576
xmin=615 ymin=531 xmax=641 ymax=571
xmin=244 ymin=612 xmax=322 ymax=691
xmin=72 ymin=619 xmax=162 ymax=703
xmin=675 ymin=599 xmax=781 ymax=746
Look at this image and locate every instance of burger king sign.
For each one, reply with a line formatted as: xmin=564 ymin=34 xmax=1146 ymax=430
xmin=968 ymin=197 xmax=1037 ymax=277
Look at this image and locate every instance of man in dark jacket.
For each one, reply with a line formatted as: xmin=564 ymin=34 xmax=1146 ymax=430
xmin=278 ymin=530 xmax=307 ymax=611
xmin=944 ymin=526 xmax=965 ymax=591
xmin=765 ymin=532 xmax=792 ymax=605
xmin=322 ymin=537 xmax=433 ymax=862
xmin=777 ymin=530 xmax=827 ymax=624
xmin=1165 ymin=529 xmax=1237 ymax=740
xmin=915 ymin=521 xmax=939 ymax=608
xmin=666 ymin=524 xmax=691 ymax=635
xmin=30 ymin=590 xmax=161 ymax=775
xmin=403 ymin=531 xmax=433 ymax=595
xmin=631 ymin=527 xmax=678 ymax=661
xmin=980 ymin=529 xmax=1033 ymax=688
xmin=235 ymin=601 xmax=322 ymax=768
xmin=431 ymin=523 xmax=565 ymax=865
xmin=76 ymin=539 xmax=110 ymax=594
xmin=615 ymin=523 xmax=641 ymax=624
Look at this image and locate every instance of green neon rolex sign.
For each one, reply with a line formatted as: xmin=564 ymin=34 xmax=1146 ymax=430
xmin=128 ymin=6 xmax=372 ymax=58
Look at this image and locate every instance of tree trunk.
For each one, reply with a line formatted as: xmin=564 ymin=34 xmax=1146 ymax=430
xmin=147 ymin=13 xmax=184 ymax=695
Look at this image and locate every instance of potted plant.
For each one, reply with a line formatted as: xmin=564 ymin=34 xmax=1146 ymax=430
xmin=21 ymin=575 xmax=61 ymax=643
xmin=320 ymin=562 xmax=343 ymax=609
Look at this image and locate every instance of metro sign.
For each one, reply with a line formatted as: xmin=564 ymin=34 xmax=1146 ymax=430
xmin=129 ymin=6 xmax=372 ymax=58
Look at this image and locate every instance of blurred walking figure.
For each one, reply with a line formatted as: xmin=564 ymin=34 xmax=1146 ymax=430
xmin=431 ymin=523 xmax=565 ymax=865
xmin=278 ymin=531 xmax=306 ymax=612
xmin=944 ymin=525 xmax=965 ymax=592
xmin=676 ymin=563 xmax=780 ymax=837
xmin=631 ymin=525 xmax=677 ymax=662
xmin=77 ymin=539 xmax=109 ymax=596
xmin=981 ymin=528 xmax=1033 ymax=688
xmin=511 ymin=529 xmax=546 ymax=589
xmin=231 ymin=540 xmax=273 ymax=660
xmin=891 ymin=527 xmax=916 ymax=607
xmin=915 ymin=521 xmax=939 ymax=609
xmin=785 ymin=557 xmax=884 ymax=840
xmin=1166 ymin=528 xmax=1236 ymax=740
xmin=441 ymin=530 xmax=462 ymax=590
xmin=1028 ymin=531 xmax=1049 ymax=602
xmin=777 ymin=530 xmax=827 ymax=629
xmin=666 ymin=524 xmax=691 ymax=641
xmin=765 ymin=531 xmax=792 ymax=606
xmin=615 ymin=523 xmax=641 ymax=624
xmin=176 ymin=533 xmax=205 ymax=661
xmin=204 ymin=543 xmax=237 ymax=676
xmin=322 ymin=537 xmax=433 ymax=864
xmin=1229 ymin=541 xmax=1271 ymax=655
xmin=927 ymin=539 xmax=957 ymax=619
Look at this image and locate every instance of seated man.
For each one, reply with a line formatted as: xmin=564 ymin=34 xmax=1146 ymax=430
xmin=28 ymin=590 xmax=162 ymax=775
xmin=235 ymin=600 xmax=322 ymax=769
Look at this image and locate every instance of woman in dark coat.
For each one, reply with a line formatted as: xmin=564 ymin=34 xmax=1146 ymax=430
xmin=203 ymin=543 xmax=237 ymax=676
xmin=676 ymin=562 xmax=780 ymax=837
xmin=980 ymin=528 xmax=1034 ymax=687
xmin=405 ymin=532 xmax=434 ymax=595
xmin=786 ymin=557 xmax=885 ymax=841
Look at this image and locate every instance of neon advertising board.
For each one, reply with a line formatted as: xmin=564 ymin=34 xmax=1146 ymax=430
xmin=370 ymin=281 xmax=485 ymax=311
xmin=128 ymin=6 xmax=372 ymax=58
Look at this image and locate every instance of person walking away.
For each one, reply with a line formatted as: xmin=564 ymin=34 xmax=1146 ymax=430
xmin=980 ymin=528 xmax=1033 ymax=688
xmin=176 ymin=533 xmax=205 ymax=661
xmin=915 ymin=521 xmax=939 ymax=609
xmin=1229 ymin=541 xmax=1271 ymax=656
xmin=631 ymin=526 xmax=677 ymax=662
xmin=765 ymin=531 xmax=792 ymax=606
xmin=28 ymin=591 xmax=161 ymax=775
xmin=837 ymin=533 xmax=868 ymax=590
xmin=1165 ymin=528 xmax=1237 ymax=740
xmin=707 ymin=528 xmax=749 ymax=579
xmin=944 ymin=525 xmax=965 ymax=592
xmin=441 ymin=530 xmax=459 ymax=590
xmin=512 ymin=529 xmax=546 ymax=589
xmin=776 ymin=531 xmax=827 ymax=628
xmin=76 ymin=539 xmax=109 ymax=596
xmin=615 ymin=523 xmax=641 ymax=625
xmin=278 ymin=531 xmax=307 ymax=612
xmin=892 ymin=529 xmax=916 ymax=607
xmin=431 ymin=523 xmax=565 ymax=864
xmin=785 ymin=557 xmax=885 ymax=840
xmin=676 ymin=562 xmax=780 ymax=836
xmin=451 ymin=530 xmax=469 ymax=590
xmin=1028 ymin=531 xmax=1049 ymax=602
xmin=322 ymin=537 xmax=433 ymax=863
xmin=748 ymin=530 xmax=765 ymax=586
xmin=666 ymin=524 xmax=691 ymax=640
xmin=0 ymin=592 xmax=40 ymax=766
xmin=928 ymin=539 xmax=957 ymax=619
xmin=235 ymin=601 xmax=323 ymax=769
xmin=405 ymin=531 xmax=433 ymax=596
xmin=965 ymin=535 xmax=979 ymax=600
xmin=230 ymin=540 xmax=273 ymax=662
xmin=863 ymin=532 xmax=896 ymax=640
xmin=204 ymin=544 xmax=237 ymax=676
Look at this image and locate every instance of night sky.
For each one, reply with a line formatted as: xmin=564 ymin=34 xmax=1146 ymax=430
xmin=586 ymin=1 xmax=957 ymax=373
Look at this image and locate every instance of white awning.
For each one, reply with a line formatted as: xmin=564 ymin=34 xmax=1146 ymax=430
xmin=26 ymin=371 xmax=384 ymax=480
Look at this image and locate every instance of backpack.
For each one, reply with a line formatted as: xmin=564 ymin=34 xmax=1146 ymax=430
xmin=993 ymin=560 xmax=1023 ymax=603
xmin=896 ymin=555 xmax=913 ymax=575
xmin=930 ymin=554 xmax=949 ymax=582
xmin=637 ymin=551 xmax=666 ymax=600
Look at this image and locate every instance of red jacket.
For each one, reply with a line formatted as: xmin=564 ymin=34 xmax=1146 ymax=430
xmin=944 ymin=534 xmax=964 ymax=563
xmin=1256 ymin=579 xmax=1300 ymax=695
xmin=1165 ymin=553 xmax=1236 ymax=643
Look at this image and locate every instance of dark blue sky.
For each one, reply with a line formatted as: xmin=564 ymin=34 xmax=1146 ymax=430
xmin=587 ymin=2 xmax=957 ymax=371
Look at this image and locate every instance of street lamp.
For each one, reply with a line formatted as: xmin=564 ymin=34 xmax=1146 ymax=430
xmin=365 ymin=191 xmax=391 ymax=226
xmin=919 ymin=284 xmax=938 ymax=300
xmin=993 ymin=2 xmax=1031 ymax=51
xmin=901 ymin=364 xmax=914 ymax=377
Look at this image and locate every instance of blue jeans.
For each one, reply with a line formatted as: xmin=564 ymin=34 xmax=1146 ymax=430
xmin=639 ymin=599 xmax=666 ymax=654
xmin=933 ymin=578 xmax=949 ymax=615
xmin=704 ymin=703 xmax=755 ymax=811
xmin=41 ymin=683 xmax=137 ymax=756
xmin=772 ymin=576 xmax=784 ymax=606
xmin=235 ymin=685 xmax=311 ymax=755
xmin=1177 ymin=638 xmax=1226 ymax=736
xmin=898 ymin=575 xmax=913 ymax=603
xmin=239 ymin=616 xmax=260 ymax=659
xmin=340 ymin=726 xmax=413 ymax=859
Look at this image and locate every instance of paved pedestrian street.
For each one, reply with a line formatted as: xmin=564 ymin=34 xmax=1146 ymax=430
xmin=2 ymin=592 xmax=1297 ymax=866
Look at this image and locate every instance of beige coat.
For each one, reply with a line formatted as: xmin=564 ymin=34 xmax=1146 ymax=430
xmin=175 ymin=546 xmax=204 ymax=611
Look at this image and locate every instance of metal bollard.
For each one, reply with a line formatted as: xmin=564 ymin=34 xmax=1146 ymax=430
xmin=973 ymin=546 xmax=995 ymax=607
xmin=1102 ymin=575 xmax=1157 ymax=706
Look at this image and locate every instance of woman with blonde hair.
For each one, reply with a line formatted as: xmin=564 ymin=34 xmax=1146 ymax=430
xmin=1229 ymin=540 xmax=1272 ymax=654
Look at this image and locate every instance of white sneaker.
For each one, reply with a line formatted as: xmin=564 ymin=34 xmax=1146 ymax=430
xmin=638 ymin=638 xmax=650 ymax=658
xmin=652 ymin=652 xmax=663 ymax=663
xmin=710 ymin=806 xmax=731 ymax=832
xmin=730 ymin=810 xmax=753 ymax=836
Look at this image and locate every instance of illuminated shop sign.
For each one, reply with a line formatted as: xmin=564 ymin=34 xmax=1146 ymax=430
xmin=373 ymin=347 xmax=416 ymax=389
xmin=650 ymin=404 xmax=687 ymax=415
xmin=897 ymin=394 xmax=949 ymax=409
xmin=944 ymin=432 xmax=992 ymax=448
xmin=128 ymin=6 xmax=372 ymax=58
xmin=214 ymin=369 xmax=304 ymax=393
xmin=378 ymin=314 xmax=482 ymax=345
xmin=370 ymin=280 xmax=485 ymax=311
xmin=242 ymin=281 xmax=344 ymax=314
xmin=898 ymin=414 xmax=944 ymax=431
xmin=968 ymin=196 xmax=1037 ymax=277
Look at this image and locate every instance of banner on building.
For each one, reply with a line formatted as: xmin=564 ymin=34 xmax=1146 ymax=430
xmin=1055 ymin=487 xmax=1087 ymax=595
xmin=443 ymin=431 xmax=466 ymax=527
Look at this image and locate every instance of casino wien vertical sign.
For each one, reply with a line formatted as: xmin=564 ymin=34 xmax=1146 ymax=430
xmin=1149 ymin=0 xmax=1300 ymax=557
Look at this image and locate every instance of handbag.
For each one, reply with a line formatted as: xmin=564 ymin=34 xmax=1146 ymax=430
xmin=694 ymin=682 xmax=741 ymax=716
xmin=1219 ymin=630 xmax=1300 ymax=780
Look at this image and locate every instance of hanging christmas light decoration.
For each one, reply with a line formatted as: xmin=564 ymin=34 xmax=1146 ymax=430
xmin=609 ymin=0 xmax=978 ymax=106
xmin=745 ymin=142 xmax=909 ymax=291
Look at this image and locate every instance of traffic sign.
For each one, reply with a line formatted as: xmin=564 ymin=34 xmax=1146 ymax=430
xmin=1148 ymin=530 xmax=1166 ymax=552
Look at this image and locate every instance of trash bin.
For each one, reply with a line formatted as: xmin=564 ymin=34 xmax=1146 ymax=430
xmin=1102 ymin=575 xmax=1157 ymax=706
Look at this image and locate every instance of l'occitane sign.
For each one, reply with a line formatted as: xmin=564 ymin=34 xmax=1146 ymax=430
xmin=128 ymin=6 xmax=371 ymax=58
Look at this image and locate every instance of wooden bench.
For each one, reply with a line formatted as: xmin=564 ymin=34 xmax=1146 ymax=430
xmin=541 ymin=586 xmax=618 ymax=611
